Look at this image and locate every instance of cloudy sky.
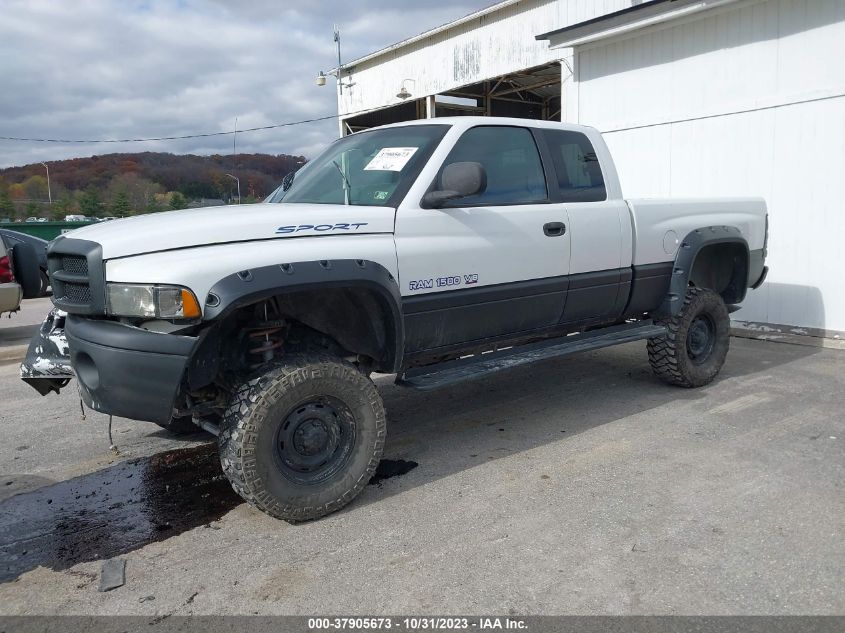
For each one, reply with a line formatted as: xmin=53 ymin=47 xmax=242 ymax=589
xmin=0 ymin=0 xmax=495 ymax=168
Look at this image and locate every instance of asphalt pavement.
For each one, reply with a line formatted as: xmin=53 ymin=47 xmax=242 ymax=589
xmin=0 ymin=336 xmax=842 ymax=615
xmin=0 ymin=297 xmax=53 ymax=363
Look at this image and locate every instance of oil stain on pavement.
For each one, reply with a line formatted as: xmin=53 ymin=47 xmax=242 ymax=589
xmin=369 ymin=459 xmax=418 ymax=486
xmin=0 ymin=443 xmax=239 ymax=583
xmin=0 ymin=445 xmax=420 ymax=582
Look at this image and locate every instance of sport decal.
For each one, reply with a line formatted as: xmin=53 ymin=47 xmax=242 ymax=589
xmin=275 ymin=222 xmax=368 ymax=234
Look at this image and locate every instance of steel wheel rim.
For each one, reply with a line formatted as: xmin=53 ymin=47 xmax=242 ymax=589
xmin=273 ymin=396 xmax=356 ymax=484
xmin=686 ymin=313 xmax=716 ymax=364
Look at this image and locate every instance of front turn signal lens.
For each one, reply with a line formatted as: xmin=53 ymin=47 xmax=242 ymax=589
xmin=179 ymin=288 xmax=201 ymax=318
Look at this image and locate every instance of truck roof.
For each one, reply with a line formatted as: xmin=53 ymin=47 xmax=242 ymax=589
xmin=373 ymin=116 xmax=600 ymax=135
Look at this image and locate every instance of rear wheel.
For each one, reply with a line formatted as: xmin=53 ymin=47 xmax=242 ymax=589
xmin=219 ymin=355 xmax=386 ymax=522
xmin=648 ymin=287 xmax=730 ymax=387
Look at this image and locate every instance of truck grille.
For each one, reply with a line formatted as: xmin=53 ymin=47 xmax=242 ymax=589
xmin=47 ymin=239 xmax=105 ymax=315
xmin=61 ymin=255 xmax=88 ymax=275
xmin=62 ymin=282 xmax=93 ymax=304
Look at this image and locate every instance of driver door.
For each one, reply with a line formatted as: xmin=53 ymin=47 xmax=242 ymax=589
xmin=395 ymin=125 xmax=571 ymax=355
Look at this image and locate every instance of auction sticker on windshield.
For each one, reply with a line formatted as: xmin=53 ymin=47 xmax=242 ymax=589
xmin=364 ymin=147 xmax=417 ymax=171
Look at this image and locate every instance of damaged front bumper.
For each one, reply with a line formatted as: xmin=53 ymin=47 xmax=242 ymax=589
xmin=20 ymin=308 xmax=74 ymax=395
xmin=20 ymin=310 xmax=197 ymax=424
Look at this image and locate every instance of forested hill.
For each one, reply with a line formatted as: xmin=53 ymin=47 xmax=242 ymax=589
xmin=0 ymin=151 xmax=306 ymax=219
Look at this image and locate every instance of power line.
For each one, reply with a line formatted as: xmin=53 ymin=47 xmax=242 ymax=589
xmin=0 ymin=113 xmax=340 ymax=144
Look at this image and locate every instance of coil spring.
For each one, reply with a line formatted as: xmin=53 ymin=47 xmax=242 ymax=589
xmin=246 ymin=321 xmax=285 ymax=366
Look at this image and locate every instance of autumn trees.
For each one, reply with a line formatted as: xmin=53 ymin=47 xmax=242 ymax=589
xmin=0 ymin=151 xmax=303 ymax=220
xmin=0 ymin=189 xmax=14 ymax=220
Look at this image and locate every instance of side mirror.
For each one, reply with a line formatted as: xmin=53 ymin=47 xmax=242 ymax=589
xmin=422 ymin=161 xmax=487 ymax=208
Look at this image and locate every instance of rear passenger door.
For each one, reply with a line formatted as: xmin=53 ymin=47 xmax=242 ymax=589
xmin=395 ymin=125 xmax=571 ymax=354
xmin=540 ymin=128 xmax=630 ymax=325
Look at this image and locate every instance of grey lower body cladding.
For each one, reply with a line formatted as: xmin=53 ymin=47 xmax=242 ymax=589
xmin=401 ymin=263 xmax=674 ymax=360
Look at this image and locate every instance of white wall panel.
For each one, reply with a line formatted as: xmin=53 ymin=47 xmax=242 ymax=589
xmin=337 ymin=0 xmax=631 ymax=117
xmin=571 ymin=0 xmax=845 ymax=332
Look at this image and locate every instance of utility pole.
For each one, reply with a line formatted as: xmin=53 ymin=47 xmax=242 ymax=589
xmin=316 ymin=28 xmax=355 ymax=135
xmin=334 ymin=26 xmax=343 ymax=95
xmin=39 ymin=162 xmax=52 ymax=205
xmin=232 ymin=116 xmax=238 ymax=202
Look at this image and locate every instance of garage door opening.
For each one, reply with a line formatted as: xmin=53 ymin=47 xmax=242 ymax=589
xmin=341 ymin=61 xmax=561 ymax=134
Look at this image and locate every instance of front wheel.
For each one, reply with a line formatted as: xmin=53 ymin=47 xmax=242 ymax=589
xmin=647 ymin=287 xmax=730 ymax=388
xmin=219 ymin=355 xmax=386 ymax=522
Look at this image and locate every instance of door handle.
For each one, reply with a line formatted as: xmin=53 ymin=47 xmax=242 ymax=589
xmin=543 ymin=222 xmax=566 ymax=237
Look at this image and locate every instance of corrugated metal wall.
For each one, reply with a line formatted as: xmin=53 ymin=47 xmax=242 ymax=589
xmin=338 ymin=0 xmax=630 ymax=118
xmin=567 ymin=0 xmax=845 ymax=333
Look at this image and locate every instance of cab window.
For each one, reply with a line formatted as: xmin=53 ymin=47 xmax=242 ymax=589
xmin=542 ymin=129 xmax=607 ymax=202
xmin=437 ymin=126 xmax=547 ymax=206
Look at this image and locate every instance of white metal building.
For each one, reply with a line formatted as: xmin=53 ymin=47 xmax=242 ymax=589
xmin=332 ymin=0 xmax=845 ymax=339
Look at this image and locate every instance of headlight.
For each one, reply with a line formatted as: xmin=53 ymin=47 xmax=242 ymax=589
xmin=106 ymin=283 xmax=201 ymax=319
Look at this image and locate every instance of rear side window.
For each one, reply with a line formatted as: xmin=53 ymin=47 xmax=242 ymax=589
xmin=438 ymin=126 xmax=547 ymax=206
xmin=543 ymin=130 xmax=607 ymax=202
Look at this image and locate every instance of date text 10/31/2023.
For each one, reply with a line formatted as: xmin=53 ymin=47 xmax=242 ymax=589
xmin=308 ymin=617 xmax=527 ymax=630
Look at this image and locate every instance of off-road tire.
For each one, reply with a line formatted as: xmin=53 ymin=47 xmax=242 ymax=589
xmin=219 ymin=355 xmax=386 ymax=522
xmin=648 ymin=287 xmax=730 ymax=388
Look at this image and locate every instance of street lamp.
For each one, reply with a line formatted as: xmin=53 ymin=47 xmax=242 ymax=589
xmin=396 ymin=79 xmax=416 ymax=100
xmin=39 ymin=162 xmax=52 ymax=205
xmin=225 ymin=173 xmax=241 ymax=204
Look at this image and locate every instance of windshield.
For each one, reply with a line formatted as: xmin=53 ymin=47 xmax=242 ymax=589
xmin=267 ymin=124 xmax=448 ymax=207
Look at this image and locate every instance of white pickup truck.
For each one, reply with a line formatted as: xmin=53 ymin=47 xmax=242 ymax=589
xmin=22 ymin=117 xmax=768 ymax=522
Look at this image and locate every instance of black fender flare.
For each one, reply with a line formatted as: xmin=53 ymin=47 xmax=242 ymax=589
xmin=201 ymin=258 xmax=404 ymax=373
xmin=657 ymin=226 xmax=749 ymax=317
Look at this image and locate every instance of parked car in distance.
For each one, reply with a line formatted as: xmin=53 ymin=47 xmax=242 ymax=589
xmin=0 ymin=233 xmax=41 ymax=314
xmin=64 ymin=215 xmax=86 ymax=222
xmin=0 ymin=229 xmax=50 ymax=296
xmin=0 ymin=234 xmax=23 ymax=315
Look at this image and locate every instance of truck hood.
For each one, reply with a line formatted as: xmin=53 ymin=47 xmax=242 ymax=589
xmin=60 ymin=203 xmax=395 ymax=259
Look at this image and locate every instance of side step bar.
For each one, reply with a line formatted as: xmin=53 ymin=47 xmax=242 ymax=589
xmin=397 ymin=321 xmax=667 ymax=391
